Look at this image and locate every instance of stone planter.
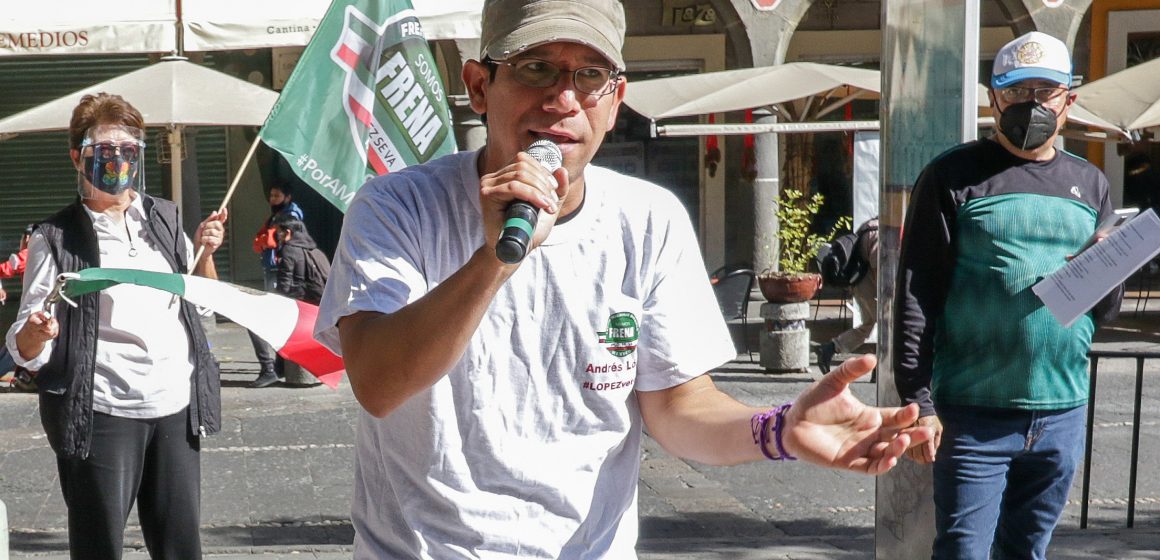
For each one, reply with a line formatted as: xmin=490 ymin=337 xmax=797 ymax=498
xmin=759 ymin=301 xmax=811 ymax=372
xmin=757 ymin=272 xmax=822 ymax=303
xmin=282 ymin=360 xmax=320 ymax=387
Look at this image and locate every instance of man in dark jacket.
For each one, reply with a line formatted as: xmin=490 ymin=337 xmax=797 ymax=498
xmin=893 ymin=32 xmax=1123 ymax=559
xmin=271 ymin=214 xmax=329 ymax=306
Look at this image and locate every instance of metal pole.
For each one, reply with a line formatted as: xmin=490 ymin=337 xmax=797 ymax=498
xmin=1128 ymin=357 xmax=1144 ymax=528
xmin=1081 ymin=358 xmax=1098 ymax=529
xmin=169 ymin=124 xmax=184 ymax=216
xmin=876 ymin=0 xmax=977 ymax=556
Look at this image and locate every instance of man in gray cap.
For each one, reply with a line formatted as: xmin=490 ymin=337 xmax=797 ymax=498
xmin=894 ymin=31 xmax=1123 ymax=559
xmin=316 ymin=1 xmax=932 ymax=557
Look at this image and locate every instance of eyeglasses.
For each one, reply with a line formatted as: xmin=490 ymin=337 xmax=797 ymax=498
xmin=997 ymin=86 xmax=1070 ymax=107
xmin=85 ymin=141 xmax=144 ymax=160
xmin=489 ymin=58 xmax=620 ymax=97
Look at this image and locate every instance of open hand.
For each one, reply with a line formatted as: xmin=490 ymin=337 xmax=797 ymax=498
xmin=782 ymin=354 xmax=935 ymax=475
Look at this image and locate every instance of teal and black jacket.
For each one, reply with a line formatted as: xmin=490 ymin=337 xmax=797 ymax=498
xmin=893 ymin=138 xmax=1123 ymax=417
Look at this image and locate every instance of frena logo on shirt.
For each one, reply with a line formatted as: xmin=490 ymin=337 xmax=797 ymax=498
xmin=597 ymin=312 xmax=639 ymax=358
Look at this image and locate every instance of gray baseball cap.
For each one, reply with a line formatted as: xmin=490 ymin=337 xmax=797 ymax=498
xmin=479 ymin=0 xmax=626 ymax=71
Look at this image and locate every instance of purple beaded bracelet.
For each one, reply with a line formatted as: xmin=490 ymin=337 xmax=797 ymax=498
xmin=750 ymin=403 xmax=797 ymax=461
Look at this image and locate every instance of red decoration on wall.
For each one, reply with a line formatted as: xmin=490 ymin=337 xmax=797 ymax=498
xmin=741 ymin=109 xmax=757 ymax=182
xmin=704 ymin=113 xmax=721 ymax=177
xmin=750 ymin=0 xmax=782 ymax=11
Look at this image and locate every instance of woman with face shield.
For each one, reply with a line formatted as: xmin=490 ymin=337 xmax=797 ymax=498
xmin=4 ymin=92 xmax=228 ymax=559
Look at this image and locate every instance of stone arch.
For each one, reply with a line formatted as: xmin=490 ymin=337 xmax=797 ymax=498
xmin=707 ymin=0 xmax=755 ymax=68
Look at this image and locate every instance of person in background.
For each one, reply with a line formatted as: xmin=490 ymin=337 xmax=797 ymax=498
xmin=315 ymin=1 xmax=934 ymax=558
xmin=247 ymin=183 xmax=303 ymax=388
xmin=816 ymin=217 xmax=879 ymax=373
xmin=893 ymin=32 xmax=1124 ymax=560
xmin=0 ymin=224 xmax=32 ymax=285
xmin=270 ymin=214 xmax=329 ymax=306
xmin=6 ymin=92 xmax=227 ymax=559
xmin=1123 ymin=152 xmax=1159 ymax=218
xmin=0 ymin=224 xmax=35 ymax=390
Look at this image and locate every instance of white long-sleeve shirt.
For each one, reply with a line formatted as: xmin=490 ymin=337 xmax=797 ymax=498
xmin=5 ymin=194 xmax=196 ymax=419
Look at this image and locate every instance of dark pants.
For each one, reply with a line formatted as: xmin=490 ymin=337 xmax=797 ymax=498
xmin=56 ymin=409 xmax=202 ymax=560
xmin=249 ymin=267 xmax=283 ymax=375
xmin=248 ymin=328 xmax=282 ymax=374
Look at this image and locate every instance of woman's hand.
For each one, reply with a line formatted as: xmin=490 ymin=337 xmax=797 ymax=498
xmin=16 ymin=310 xmax=59 ymax=360
xmin=195 ymin=209 xmax=229 ymax=255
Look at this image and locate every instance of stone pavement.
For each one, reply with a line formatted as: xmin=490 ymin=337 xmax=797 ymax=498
xmin=0 ymin=296 xmax=1157 ymax=559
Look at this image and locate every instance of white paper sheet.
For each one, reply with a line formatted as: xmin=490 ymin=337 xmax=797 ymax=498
xmin=1032 ymin=209 xmax=1160 ymax=327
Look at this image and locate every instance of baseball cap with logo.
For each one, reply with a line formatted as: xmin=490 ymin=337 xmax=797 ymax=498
xmin=479 ymin=0 xmax=626 ymax=71
xmin=991 ymin=31 xmax=1072 ymax=89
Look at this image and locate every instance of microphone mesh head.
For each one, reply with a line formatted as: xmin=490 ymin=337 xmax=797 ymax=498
xmin=526 ymin=139 xmax=563 ymax=173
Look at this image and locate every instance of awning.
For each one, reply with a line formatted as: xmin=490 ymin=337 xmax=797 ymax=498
xmin=0 ymin=0 xmax=179 ymax=57
xmin=1072 ymin=57 xmax=1160 ymax=133
xmin=181 ymin=0 xmax=484 ymax=52
xmin=0 ymin=0 xmax=483 ymax=57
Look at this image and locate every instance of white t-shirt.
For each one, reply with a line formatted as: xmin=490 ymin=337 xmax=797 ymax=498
xmin=316 ymin=150 xmax=735 ymax=559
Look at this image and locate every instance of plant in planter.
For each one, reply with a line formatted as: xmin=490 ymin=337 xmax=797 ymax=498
xmin=755 ymin=188 xmax=852 ymax=373
xmin=757 ymin=188 xmax=851 ymax=303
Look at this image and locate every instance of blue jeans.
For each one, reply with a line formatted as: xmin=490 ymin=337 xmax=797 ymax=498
xmin=932 ymin=404 xmax=1086 ymax=560
xmin=0 ymin=347 xmax=14 ymax=376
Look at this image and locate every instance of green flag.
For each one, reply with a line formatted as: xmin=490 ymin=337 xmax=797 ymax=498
xmin=259 ymin=0 xmax=457 ymax=211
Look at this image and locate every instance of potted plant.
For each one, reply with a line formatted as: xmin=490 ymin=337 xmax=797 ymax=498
xmin=755 ymin=187 xmax=851 ymax=373
xmin=757 ymin=188 xmax=850 ymax=303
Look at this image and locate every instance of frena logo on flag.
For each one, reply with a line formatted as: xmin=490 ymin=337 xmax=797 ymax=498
xmin=260 ymin=0 xmax=457 ymax=213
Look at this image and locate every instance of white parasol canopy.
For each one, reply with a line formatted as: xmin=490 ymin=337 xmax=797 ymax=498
xmin=625 ymin=62 xmax=880 ymax=122
xmin=0 ymin=58 xmax=280 ymax=209
xmin=0 ymin=0 xmax=484 ymax=57
xmin=624 ymin=62 xmax=1127 ymax=140
xmin=0 ymin=58 xmax=278 ymax=134
xmin=1071 ymin=56 xmax=1160 ymax=132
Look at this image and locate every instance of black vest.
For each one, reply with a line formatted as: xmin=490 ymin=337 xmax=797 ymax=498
xmin=35 ymin=195 xmax=221 ymax=458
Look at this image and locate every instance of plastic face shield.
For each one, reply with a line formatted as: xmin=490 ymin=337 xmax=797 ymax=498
xmin=78 ymin=124 xmax=146 ymax=197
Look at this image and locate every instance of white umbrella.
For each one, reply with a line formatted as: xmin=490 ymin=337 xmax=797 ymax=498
xmin=1072 ymin=56 xmax=1160 ymax=132
xmin=625 ymin=63 xmax=1127 ymax=140
xmin=625 ymin=62 xmax=880 ymax=122
xmin=0 ymin=57 xmax=280 ymax=209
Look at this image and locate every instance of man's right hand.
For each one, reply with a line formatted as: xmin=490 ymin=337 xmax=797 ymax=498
xmin=905 ymin=415 xmax=943 ymax=464
xmin=478 ymin=152 xmax=569 ymax=262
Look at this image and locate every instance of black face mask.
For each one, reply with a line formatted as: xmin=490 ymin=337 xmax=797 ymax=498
xmin=270 ymin=202 xmax=288 ymax=213
xmin=997 ymin=101 xmax=1059 ymax=151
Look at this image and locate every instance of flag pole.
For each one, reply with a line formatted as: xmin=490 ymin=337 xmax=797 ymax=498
xmin=194 ymin=135 xmax=261 ymax=265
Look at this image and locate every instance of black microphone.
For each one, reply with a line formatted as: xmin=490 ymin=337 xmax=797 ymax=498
xmin=495 ymin=139 xmax=563 ymax=264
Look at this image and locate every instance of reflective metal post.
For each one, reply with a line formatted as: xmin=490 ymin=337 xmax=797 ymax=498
xmin=875 ymin=0 xmax=979 ymax=557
